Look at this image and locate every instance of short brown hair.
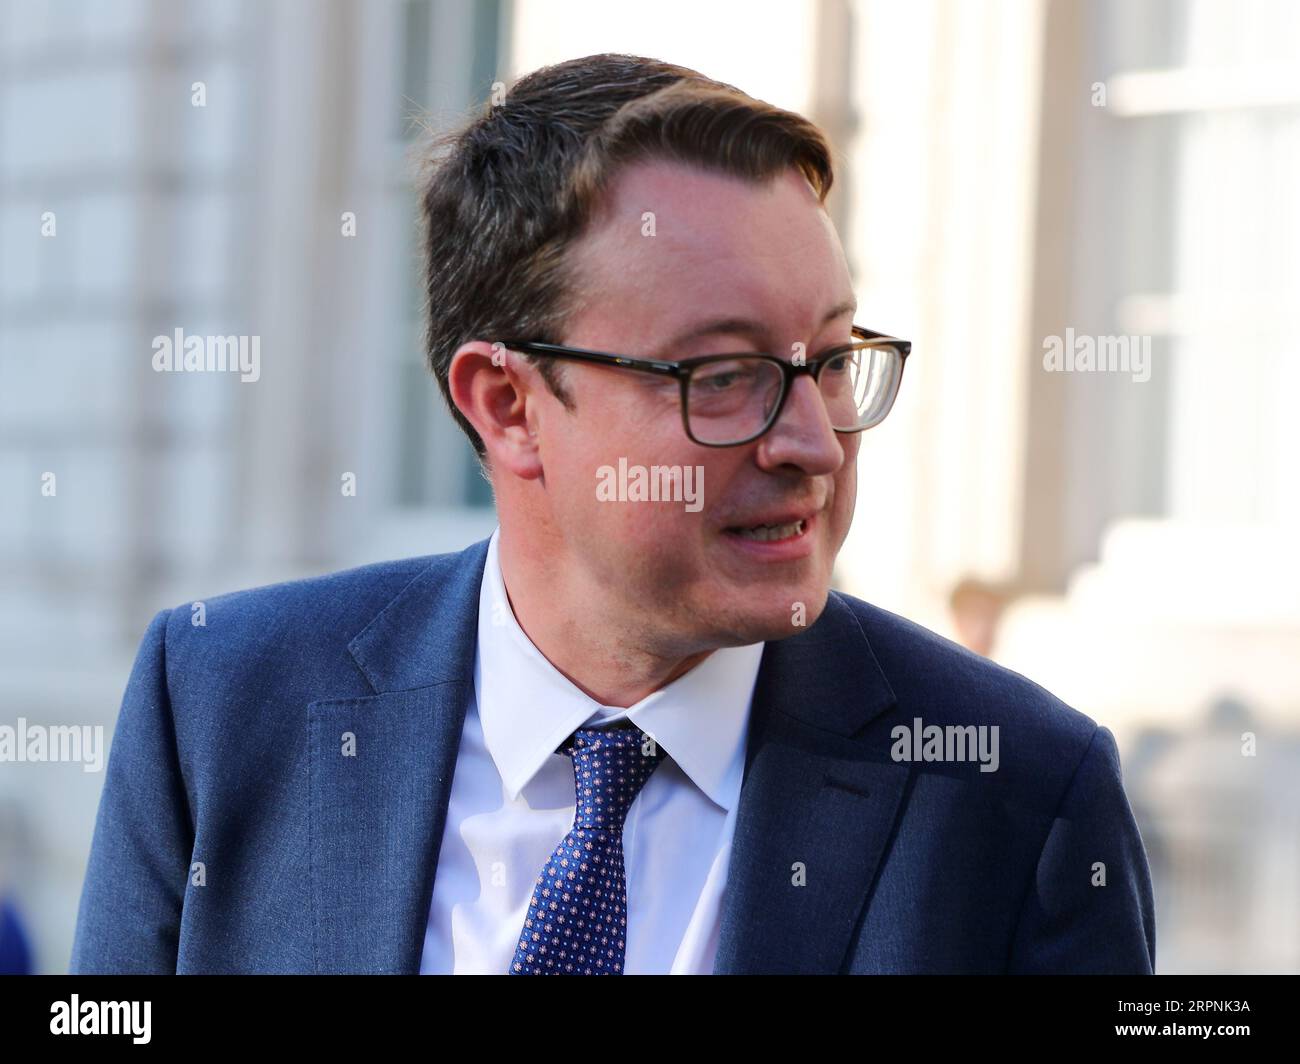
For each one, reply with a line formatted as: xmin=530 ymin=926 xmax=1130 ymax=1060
xmin=415 ymin=52 xmax=835 ymax=467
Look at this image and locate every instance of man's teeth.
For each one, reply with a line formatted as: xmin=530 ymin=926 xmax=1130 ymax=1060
xmin=732 ymin=519 xmax=805 ymax=542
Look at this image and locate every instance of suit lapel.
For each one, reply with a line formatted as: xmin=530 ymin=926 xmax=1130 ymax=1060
xmin=308 ymin=537 xmax=490 ymax=974
xmin=713 ymin=593 xmax=910 ymax=973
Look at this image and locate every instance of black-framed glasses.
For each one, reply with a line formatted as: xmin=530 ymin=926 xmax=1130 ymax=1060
xmin=495 ymin=325 xmax=912 ymax=447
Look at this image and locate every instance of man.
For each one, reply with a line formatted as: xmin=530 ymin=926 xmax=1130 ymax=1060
xmin=70 ymin=53 xmax=1155 ymax=974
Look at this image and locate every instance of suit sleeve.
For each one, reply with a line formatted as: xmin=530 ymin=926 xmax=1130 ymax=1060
xmin=69 ymin=608 xmax=194 ymax=973
xmin=1006 ymin=724 xmax=1157 ymax=974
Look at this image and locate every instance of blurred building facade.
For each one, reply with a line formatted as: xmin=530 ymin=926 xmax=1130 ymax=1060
xmin=0 ymin=0 xmax=1296 ymax=972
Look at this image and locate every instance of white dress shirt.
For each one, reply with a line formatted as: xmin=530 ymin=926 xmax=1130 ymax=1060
xmin=419 ymin=527 xmax=764 ymax=974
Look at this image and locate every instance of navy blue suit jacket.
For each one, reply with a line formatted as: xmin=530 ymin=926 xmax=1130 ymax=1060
xmin=70 ymin=535 xmax=1156 ymax=973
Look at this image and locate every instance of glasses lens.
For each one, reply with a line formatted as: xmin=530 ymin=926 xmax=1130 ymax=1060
xmin=683 ymin=343 xmax=905 ymax=444
xmin=820 ymin=342 xmax=903 ymax=430
xmin=685 ymin=357 xmax=785 ymax=444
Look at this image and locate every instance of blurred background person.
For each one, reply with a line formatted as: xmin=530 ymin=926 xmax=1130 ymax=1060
xmin=947 ymin=576 xmax=1015 ymax=657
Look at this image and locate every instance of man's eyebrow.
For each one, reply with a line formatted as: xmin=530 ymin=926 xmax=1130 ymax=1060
xmin=653 ymin=298 xmax=858 ymax=355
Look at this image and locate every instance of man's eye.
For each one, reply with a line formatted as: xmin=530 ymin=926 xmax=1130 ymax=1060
xmin=698 ymin=371 xmax=742 ymax=391
xmin=694 ymin=360 xmax=764 ymax=389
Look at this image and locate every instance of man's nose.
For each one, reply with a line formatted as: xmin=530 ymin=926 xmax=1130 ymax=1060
xmin=753 ymin=374 xmax=845 ymax=474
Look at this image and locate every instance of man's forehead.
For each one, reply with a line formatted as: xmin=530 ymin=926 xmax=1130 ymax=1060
xmin=587 ymin=157 xmax=823 ymax=248
xmin=569 ymin=158 xmax=848 ymax=341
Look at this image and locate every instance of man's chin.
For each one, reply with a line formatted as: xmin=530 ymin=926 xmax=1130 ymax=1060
xmin=721 ymin=588 xmax=831 ymax=644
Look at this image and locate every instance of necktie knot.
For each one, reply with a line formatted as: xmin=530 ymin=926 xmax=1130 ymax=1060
xmin=561 ymin=725 xmax=666 ymax=830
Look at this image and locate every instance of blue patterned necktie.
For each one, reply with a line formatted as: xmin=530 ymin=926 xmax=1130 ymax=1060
xmin=510 ymin=723 xmax=667 ymax=974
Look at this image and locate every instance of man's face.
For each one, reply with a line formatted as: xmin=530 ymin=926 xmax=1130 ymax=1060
xmin=526 ymin=158 xmax=861 ymax=648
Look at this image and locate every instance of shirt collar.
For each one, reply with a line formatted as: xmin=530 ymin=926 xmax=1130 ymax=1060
xmin=475 ymin=526 xmax=764 ymax=810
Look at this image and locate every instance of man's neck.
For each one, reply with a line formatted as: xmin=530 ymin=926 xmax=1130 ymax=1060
xmin=497 ymin=531 xmax=713 ymax=708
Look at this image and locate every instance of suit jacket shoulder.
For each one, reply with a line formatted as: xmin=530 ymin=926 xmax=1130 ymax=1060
xmin=809 ymin=591 xmax=1155 ymax=973
xmin=830 ymin=590 xmax=1102 ymax=810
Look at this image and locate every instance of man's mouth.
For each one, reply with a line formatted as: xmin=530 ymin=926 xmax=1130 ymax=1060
xmin=724 ymin=518 xmax=808 ymax=542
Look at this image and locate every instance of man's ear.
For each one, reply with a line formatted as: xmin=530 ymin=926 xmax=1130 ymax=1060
xmin=447 ymin=341 xmax=545 ymax=481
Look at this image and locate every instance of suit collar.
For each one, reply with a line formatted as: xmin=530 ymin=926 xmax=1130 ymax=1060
xmin=345 ymin=536 xmax=491 ymax=694
xmin=310 ymin=535 xmax=907 ymax=974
